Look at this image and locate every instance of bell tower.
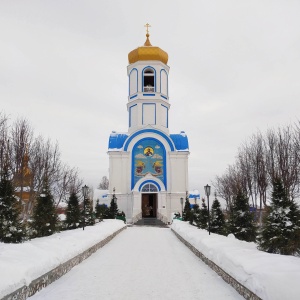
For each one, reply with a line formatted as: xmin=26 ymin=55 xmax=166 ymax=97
xmin=108 ymin=25 xmax=189 ymax=224
xmin=127 ymin=24 xmax=170 ymax=134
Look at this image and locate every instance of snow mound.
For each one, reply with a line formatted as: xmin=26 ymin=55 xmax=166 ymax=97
xmin=0 ymin=220 xmax=126 ymax=299
xmin=171 ymin=220 xmax=300 ymax=300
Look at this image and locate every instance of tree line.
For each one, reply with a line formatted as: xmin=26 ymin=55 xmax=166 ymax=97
xmin=0 ymin=112 xmax=83 ymax=220
xmin=0 ymin=112 xmax=125 ymax=243
xmin=0 ymin=170 xmax=125 ymax=243
xmin=182 ymin=176 xmax=300 ymax=256
xmin=179 ymin=121 xmax=300 ymax=256
xmin=214 ymin=122 xmax=300 ymax=216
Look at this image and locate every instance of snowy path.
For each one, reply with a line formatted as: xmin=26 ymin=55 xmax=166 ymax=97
xmin=30 ymin=227 xmax=243 ymax=300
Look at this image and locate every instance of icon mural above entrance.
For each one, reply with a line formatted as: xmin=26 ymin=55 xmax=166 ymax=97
xmin=132 ymin=138 xmax=166 ymax=189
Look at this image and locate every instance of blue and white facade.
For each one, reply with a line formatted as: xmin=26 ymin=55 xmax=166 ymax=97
xmin=108 ymin=35 xmax=189 ymax=224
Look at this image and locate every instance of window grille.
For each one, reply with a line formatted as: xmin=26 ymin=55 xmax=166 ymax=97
xmin=141 ymin=183 xmax=158 ymax=193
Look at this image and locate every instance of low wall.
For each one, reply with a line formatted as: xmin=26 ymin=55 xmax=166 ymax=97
xmin=3 ymin=226 xmax=127 ymax=300
xmin=171 ymin=229 xmax=262 ymax=300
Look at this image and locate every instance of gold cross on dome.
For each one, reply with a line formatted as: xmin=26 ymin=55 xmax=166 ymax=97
xmin=144 ymin=23 xmax=151 ymax=34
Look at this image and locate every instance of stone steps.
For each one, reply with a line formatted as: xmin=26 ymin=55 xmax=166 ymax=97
xmin=133 ymin=218 xmax=169 ymax=228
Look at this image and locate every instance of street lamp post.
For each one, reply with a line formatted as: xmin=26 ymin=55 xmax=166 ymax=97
xmin=82 ymin=185 xmax=89 ymax=231
xmin=204 ymin=184 xmax=211 ymax=235
xmin=180 ymin=197 xmax=184 ymax=218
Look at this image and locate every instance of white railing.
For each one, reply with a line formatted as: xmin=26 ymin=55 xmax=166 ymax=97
xmin=143 ymin=86 xmax=155 ymax=92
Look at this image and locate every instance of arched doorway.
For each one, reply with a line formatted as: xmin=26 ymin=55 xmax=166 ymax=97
xmin=141 ymin=183 xmax=158 ymax=218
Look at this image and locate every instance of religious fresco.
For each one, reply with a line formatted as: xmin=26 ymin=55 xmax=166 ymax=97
xmin=132 ymin=138 xmax=165 ymax=188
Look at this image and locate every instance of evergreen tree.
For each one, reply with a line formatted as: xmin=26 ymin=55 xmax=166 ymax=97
xmin=108 ymin=189 xmax=118 ymax=219
xmin=210 ymin=196 xmax=226 ymax=235
xmin=0 ymin=167 xmax=26 ymax=243
xmin=189 ymin=204 xmax=200 ymax=225
xmin=65 ymin=191 xmax=81 ymax=229
xmin=95 ymin=200 xmax=110 ymax=221
xmin=81 ymin=198 xmax=95 ymax=227
xmin=116 ymin=211 xmax=126 ymax=223
xmin=258 ymin=177 xmax=300 ymax=255
xmin=196 ymin=198 xmax=209 ymax=229
xmin=182 ymin=194 xmax=191 ymax=222
xmin=30 ymin=180 xmax=58 ymax=238
xmin=228 ymin=189 xmax=256 ymax=242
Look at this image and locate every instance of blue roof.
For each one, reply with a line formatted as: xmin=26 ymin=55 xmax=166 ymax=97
xmin=170 ymin=132 xmax=189 ymax=151
xmin=108 ymin=131 xmax=189 ymax=151
xmin=108 ymin=133 xmax=128 ymax=150
xmin=189 ymin=193 xmax=200 ymax=199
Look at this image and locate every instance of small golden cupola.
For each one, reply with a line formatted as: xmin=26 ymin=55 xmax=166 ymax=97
xmin=128 ymin=23 xmax=168 ymax=65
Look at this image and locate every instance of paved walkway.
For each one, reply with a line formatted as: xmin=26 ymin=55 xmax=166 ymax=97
xmin=30 ymin=227 xmax=243 ymax=300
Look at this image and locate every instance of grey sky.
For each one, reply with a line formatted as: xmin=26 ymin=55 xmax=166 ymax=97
xmin=1 ymin=0 xmax=300 ymax=198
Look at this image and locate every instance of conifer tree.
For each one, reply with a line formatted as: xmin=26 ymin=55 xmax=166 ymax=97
xmin=182 ymin=193 xmax=191 ymax=222
xmin=196 ymin=198 xmax=209 ymax=229
xmin=65 ymin=191 xmax=81 ymax=229
xmin=95 ymin=199 xmax=101 ymax=219
xmin=258 ymin=177 xmax=300 ymax=255
xmin=228 ymin=189 xmax=256 ymax=242
xmin=210 ymin=196 xmax=226 ymax=235
xmin=189 ymin=204 xmax=200 ymax=225
xmin=116 ymin=211 xmax=126 ymax=223
xmin=81 ymin=197 xmax=95 ymax=226
xmin=30 ymin=180 xmax=58 ymax=238
xmin=0 ymin=167 xmax=26 ymax=243
xmin=95 ymin=200 xmax=110 ymax=221
xmin=109 ymin=188 xmax=118 ymax=219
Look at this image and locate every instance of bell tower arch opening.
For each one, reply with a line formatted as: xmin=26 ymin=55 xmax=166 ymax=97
xmin=143 ymin=67 xmax=155 ymax=92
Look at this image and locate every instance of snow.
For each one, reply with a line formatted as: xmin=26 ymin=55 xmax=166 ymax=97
xmin=189 ymin=189 xmax=200 ymax=199
xmin=15 ymin=186 xmax=31 ymax=192
xmin=57 ymin=201 xmax=68 ymax=208
xmin=30 ymin=227 xmax=243 ymax=300
xmin=0 ymin=220 xmax=126 ymax=299
xmin=0 ymin=219 xmax=299 ymax=299
xmin=171 ymin=220 xmax=300 ymax=300
xmin=93 ymin=189 xmax=110 ymax=208
xmin=58 ymin=213 xmax=66 ymax=221
xmin=93 ymin=189 xmax=109 ymax=200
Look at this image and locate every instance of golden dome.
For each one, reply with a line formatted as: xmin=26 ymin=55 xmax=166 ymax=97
xmin=14 ymin=148 xmax=32 ymax=187
xmin=128 ymin=33 xmax=168 ymax=65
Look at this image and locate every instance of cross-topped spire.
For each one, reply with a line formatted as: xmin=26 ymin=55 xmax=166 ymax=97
xmin=144 ymin=23 xmax=151 ymax=35
xmin=143 ymin=23 xmax=152 ymax=46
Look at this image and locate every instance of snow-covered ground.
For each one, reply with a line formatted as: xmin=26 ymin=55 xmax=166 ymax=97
xmin=1 ymin=220 xmax=299 ymax=300
xmin=171 ymin=220 xmax=300 ymax=300
xmin=0 ymin=220 xmax=126 ymax=299
xmin=29 ymin=226 xmax=242 ymax=300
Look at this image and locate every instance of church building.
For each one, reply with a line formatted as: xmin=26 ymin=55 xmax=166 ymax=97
xmin=108 ymin=26 xmax=189 ymax=224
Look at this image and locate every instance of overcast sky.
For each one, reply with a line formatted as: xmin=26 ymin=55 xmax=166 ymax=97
xmin=1 ymin=0 xmax=300 ymax=198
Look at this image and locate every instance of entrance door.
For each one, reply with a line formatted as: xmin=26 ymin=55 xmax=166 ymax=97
xmin=142 ymin=194 xmax=157 ymax=218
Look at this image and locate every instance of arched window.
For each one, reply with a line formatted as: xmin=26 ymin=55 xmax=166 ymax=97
xmin=141 ymin=183 xmax=158 ymax=193
xmin=143 ymin=68 xmax=155 ymax=92
xmin=129 ymin=68 xmax=138 ymax=95
xmin=160 ymin=69 xmax=168 ymax=96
